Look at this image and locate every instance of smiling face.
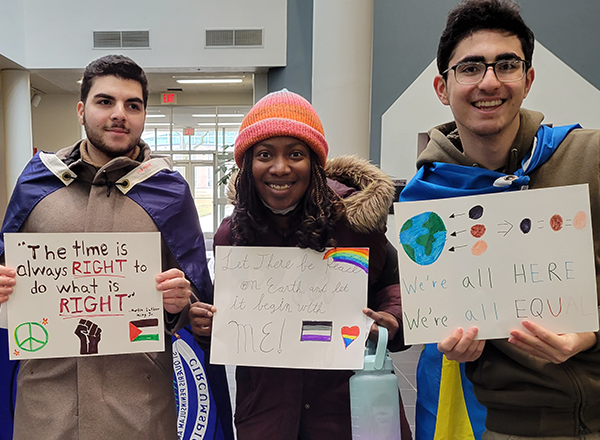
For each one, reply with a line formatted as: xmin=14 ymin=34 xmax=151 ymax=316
xmin=77 ymin=75 xmax=146 ymax=166
xmin=252 ymin=136 xmax=311 ymax=211
xmin=434 ymin=30 xmax=534 ymax=150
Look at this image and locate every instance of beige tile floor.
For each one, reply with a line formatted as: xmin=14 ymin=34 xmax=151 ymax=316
xmin=390 ymin=344 xmax=420 ymax=435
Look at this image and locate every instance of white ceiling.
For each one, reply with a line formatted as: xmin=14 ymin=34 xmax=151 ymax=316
xmin=28 ymin=68 xmax=256 ymax=96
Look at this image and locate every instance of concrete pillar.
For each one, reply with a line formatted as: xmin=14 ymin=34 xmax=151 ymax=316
xmin=312 ymin=0 xmax=374 ymax=159
xmin=253 ymin=72 xmax=269 ymax=103
xmin=1 ymin=69 xmax=33 ymax=195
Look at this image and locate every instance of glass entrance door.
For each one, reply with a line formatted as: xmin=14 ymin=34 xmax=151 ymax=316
xmin=142 ymin=105 xmax=249 ymax=237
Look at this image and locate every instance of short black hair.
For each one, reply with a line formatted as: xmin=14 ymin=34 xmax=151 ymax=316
xmin=437 ymin=0 xmax=534 ymax=75
xmin=80 ymin=55 xmax=148 ymax=108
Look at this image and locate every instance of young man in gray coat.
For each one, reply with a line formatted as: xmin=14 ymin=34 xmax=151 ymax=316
xmin=0 ymin=55 xmax=212 ymax=440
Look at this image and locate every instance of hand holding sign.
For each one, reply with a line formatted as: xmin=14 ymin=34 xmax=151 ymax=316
xmin=0 ymin=265 xmax=16 ymax=305
xmin=437 ymin=327 xmax=485 ymax=363
xmin=507 ymin=320 xmax=596 ymax=364
xmin=156 ymin=268 xmax=191 ymax=314
xmin=189 ymin=302 xmax=216 ymax=336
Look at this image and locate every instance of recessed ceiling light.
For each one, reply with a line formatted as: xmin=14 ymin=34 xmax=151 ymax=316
xmin=145 ymin=123 xmax=172 ymax=126
xmin=146 ymin=114 xmax=166 ymax=118
xmin=176 ymin=79 xmax=243 ymax=84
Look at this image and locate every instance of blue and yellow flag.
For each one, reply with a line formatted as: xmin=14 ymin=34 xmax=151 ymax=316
xmin=415 ymin=344 xmax=485 ymax=440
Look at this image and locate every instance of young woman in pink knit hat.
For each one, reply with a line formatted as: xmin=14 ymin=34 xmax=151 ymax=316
xmin=190 ymin=89 xmax=412 ymax=440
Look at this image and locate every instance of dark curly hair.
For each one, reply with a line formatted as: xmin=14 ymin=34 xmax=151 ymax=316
xmin=230 ymin=149 xmax=345 ymax=252
xmin=80 ymin=54 xmax=148 ymax=108
xmin=437 ymin=0 xmax=534 ymax=76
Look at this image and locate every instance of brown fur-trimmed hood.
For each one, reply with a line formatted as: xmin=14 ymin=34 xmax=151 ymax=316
xmin=226 ymin=154 xmax=394 ymax=234
xmin=325 ymin=155 xmax=394 ymax=234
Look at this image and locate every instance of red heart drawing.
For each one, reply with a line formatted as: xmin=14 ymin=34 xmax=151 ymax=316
xmin=341 ymin=325 xmax=360 ymax=348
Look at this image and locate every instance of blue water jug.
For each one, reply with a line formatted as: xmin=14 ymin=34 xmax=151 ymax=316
xmin=349 ymin=325 xmax=401 ymax=440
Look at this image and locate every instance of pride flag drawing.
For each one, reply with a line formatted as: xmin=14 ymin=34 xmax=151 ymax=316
xmin=341 ymin=325 xmax=360 ymax=349
xmin=300 ymin=321 xmax=333 ymax=342
xmin=323 ymin=247 xmax=369 ymax=274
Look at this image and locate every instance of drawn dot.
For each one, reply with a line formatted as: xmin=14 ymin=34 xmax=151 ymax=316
xmin=471 ymin=240 xmax=488 ymax=256
xmin=573 ymin=211 xmax=587 ymax=230
xmin=550 ymin=214 xmax=563 ymax=232
xmin=470 ymin=224 xmax=486 ymax=238
xmin=469 ymin=205 xmax=484 ymax=220
xmin=520 ymin=218 xmax=532 ymax=234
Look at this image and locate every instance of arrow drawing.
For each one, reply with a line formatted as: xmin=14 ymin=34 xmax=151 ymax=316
xmin=497 ymin=220 xmax=513 ymax=236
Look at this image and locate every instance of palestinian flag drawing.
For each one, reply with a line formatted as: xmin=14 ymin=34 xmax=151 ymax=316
xmin=129 ymin=318 xmax=160 ymax=342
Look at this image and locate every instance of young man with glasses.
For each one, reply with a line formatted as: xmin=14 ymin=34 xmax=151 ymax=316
xmin=401 ymin=0 xmax=600 ymax=439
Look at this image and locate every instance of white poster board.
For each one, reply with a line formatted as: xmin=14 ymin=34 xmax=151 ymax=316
xmin=4 ymin=232 xmax=164 ymax=360
xmin=210 ymin=246 xmax=371 ymax=369
xmin=0 ymin=302 xmax=7 ymax=329
xmin=394 ymin=184 xmax=599 ymax=345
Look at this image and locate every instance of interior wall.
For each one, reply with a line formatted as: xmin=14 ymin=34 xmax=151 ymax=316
xmin=0 ymin=0 xmax=25 ymax=66
xmin=0 ymin=80 xmax=7 ymax=224
xmin=21 ymin=0 xmax=286 ymax=70
xmin=31 ymin=94 xmax=81 ymax=153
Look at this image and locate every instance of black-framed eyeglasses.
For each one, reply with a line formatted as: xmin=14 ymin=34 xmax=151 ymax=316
xmin=443 ymin=59 xmax=530 ymax=85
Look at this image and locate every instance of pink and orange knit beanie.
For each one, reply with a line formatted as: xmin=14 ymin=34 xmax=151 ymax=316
xmin=234 ymin=89 xmax=328 ymax=167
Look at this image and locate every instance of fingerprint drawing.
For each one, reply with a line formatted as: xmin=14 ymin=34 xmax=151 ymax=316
xmin=471 ymin=224 xmax=486 ymax=238
xmin=469 ymin=205 xmax=484 ymax=220
xmin=400 ymin=212 xmax=447 ymax=266
xmin=550 ymin=214 xmax=564 ymax=232
xmin=520 ymin=218 xmax=532 ymax=234
xmin=471 ymin=240 xmax=488 ymax=256
xmin=573 ymin=211 xmax=587 ymax=230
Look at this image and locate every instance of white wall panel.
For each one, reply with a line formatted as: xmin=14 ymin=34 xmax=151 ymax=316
xmin=21 ymin=0 xmax=286 ymax=70
xmin=0 ymin=1 xmax=26 ymax=66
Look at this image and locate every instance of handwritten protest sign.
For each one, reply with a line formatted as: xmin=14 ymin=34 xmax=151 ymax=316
xmin=4 ymin=232 xmax=163 ymax=360
xmin=0 ymin=302 xmax=6 ymax=329
xmin=210 ymin=246 xmax=371 ymax=369
xmin=394 ymin=184 xmax=599 ymax=345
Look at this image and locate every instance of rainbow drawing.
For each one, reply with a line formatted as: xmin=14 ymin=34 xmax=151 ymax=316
xmin=323 ymin=247 xmax=369 ymax=274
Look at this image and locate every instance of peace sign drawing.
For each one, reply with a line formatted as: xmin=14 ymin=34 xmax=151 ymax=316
xmin=14 ymin=322 xmax=49 ymax=352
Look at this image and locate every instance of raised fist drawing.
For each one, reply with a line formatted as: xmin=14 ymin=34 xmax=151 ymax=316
xmin=75 ymin=319 xmax=102 ymax=355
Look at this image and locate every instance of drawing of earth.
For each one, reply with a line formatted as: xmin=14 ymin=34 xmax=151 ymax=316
xmin=399 ymin=212 xmax=447 ymax=266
